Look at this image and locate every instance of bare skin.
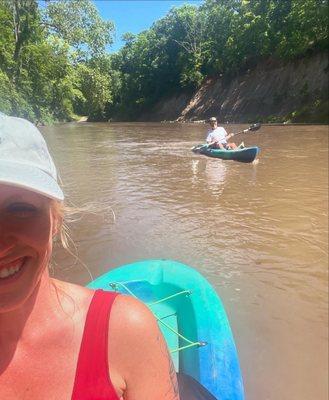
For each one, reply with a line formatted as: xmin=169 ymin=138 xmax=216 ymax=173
xmin=0 ymin=185 xmax=179 ymax=400
xmin=110 ymin=295 xmax=180 ymax=399
xmin=209 ymin=141 xmax=238 ymax=150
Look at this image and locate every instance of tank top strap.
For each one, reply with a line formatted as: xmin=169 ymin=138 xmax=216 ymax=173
xmin=71 ymin=289 xmax=119 ymax=400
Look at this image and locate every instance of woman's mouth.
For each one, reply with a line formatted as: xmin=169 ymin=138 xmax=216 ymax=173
xmin=0 ymin=257 xmax=26 ymax=280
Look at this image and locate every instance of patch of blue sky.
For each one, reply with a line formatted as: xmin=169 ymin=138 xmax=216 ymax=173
xmin=94 ymin=0 xmax=204 ymax=52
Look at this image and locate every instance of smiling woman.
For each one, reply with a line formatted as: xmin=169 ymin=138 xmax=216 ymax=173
xmin=0 ymin=113 xmax=179 ymax=400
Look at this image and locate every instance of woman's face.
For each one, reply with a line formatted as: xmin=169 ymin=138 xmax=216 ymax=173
xmin=0 ymin=185 xmax=59 ymax=312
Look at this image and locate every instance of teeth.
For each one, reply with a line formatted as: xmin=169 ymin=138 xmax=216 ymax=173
xmin=0 ymin=259 xmax=24 ymax=279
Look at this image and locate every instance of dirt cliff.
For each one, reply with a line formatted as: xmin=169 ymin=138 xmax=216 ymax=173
xmin=139 ymin=51 xmax=328 ymax=123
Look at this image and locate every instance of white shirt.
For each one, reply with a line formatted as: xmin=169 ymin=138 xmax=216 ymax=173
xmin=206 ymin=127 xmax=228 ymax=144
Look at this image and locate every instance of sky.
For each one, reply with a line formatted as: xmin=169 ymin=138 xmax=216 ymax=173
xmin=93 ymin=0 xmax=203 ymax=52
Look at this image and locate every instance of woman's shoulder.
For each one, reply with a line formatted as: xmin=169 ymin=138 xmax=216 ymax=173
xmin=110 ymin=293 xmax=159 ymax=336
xmin=109 ymin=295 xmax=178 ymax=397
xmin=52 ymin=282 xmax=178 ymax=397
xmin=52 ymin=279 xmax=158 ymax=333
xmin=109 ymin=294 xmax=165 ymax=363
xmin=51 ymin=280 xmax=159 ymax=345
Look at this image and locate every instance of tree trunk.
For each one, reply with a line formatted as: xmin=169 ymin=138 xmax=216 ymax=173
xmin=12 ymin=0 xmax=38 ymax=80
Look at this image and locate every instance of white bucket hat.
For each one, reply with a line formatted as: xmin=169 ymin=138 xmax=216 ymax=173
xmin=0 ymin=113 xmax=64 ymax=201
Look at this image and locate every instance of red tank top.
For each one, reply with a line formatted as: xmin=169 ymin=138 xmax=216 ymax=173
xmin=71 ymin=289 xmax=120 ymax=400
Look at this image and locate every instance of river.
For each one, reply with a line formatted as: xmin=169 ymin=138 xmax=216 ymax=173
xmin=44 ymin=122 xmax=328 ymax=400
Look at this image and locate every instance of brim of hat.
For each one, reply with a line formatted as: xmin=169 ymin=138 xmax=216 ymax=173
xmin=0 ymin=161 xmax=64 ymax=201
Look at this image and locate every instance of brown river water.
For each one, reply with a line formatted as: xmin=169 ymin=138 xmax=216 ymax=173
xmin=43 ymin=122 xmax=328 ymax=400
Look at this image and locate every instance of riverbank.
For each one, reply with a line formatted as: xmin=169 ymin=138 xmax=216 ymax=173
xmin=137 ymin=51 xmax=328 ymax=124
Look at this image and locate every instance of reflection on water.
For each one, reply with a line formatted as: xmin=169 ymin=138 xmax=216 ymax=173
xmin=191 ymin=158 xmax=228 ymax=195
xmin=45 ymin=122 xmax=328 ymax=400
xmin=206 ymin=160 xmax=227 ymax=192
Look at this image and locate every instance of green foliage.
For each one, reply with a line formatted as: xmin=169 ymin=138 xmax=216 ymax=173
xmin=0 ymin=0 xmax=114 ymax=123
xmin=75 ymin=56 xmax=112 ymax=120
xmin=0 ymin=0 xmax=327 ymax=123
xmin=42 ymin=0 xmax=114 ymax=60
xmin=107 ymin=0 xmax=328 ymax=120
xmin=0 ymin=71 xmax=17 ymax=114
xmin=286 ymin=99 xmax=329 ymax=123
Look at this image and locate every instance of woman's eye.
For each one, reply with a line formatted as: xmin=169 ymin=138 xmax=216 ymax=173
xmin=6 ymin=203 xmax=38 ymax=217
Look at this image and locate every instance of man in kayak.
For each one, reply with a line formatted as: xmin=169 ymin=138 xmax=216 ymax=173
xmin=206 ymin=117 xmax=238 ymax=149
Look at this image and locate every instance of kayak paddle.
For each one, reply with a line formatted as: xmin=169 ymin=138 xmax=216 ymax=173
xmin=227 ymin=122 xmax=261 ymax=139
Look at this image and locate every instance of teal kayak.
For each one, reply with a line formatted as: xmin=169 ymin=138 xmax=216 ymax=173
xmin=87 ymin=259 xmax=244 ymax=400
xmin=192 ymin=145 xmax=259 ymax=163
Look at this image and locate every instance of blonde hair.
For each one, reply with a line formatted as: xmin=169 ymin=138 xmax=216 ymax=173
xmin=50 ymin=200 xmax=91 ymax=279
xmin=49 ymin=200 xmax=115 ymax=280
xmin=50 ymin=200 xmax=79 ymax=251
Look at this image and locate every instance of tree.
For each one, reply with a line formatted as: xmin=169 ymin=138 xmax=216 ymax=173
xmin=42 ymin=0 xmax=114 ymax=59
xmin=0 ymin=0 xmax=115 ymax=122
xmin=75 ymin=55 xmax=113 ymax=120
xmin=2 ymin=0 xmax=42 ymax=81
xmin=158 ymin=5 xmax=207 ymax=87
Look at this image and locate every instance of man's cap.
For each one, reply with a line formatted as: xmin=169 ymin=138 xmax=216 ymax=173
xmin=209 ymin=117 xmax=217 ymax=122
xmin=0 ymin=113 xmax=64 ymax=201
